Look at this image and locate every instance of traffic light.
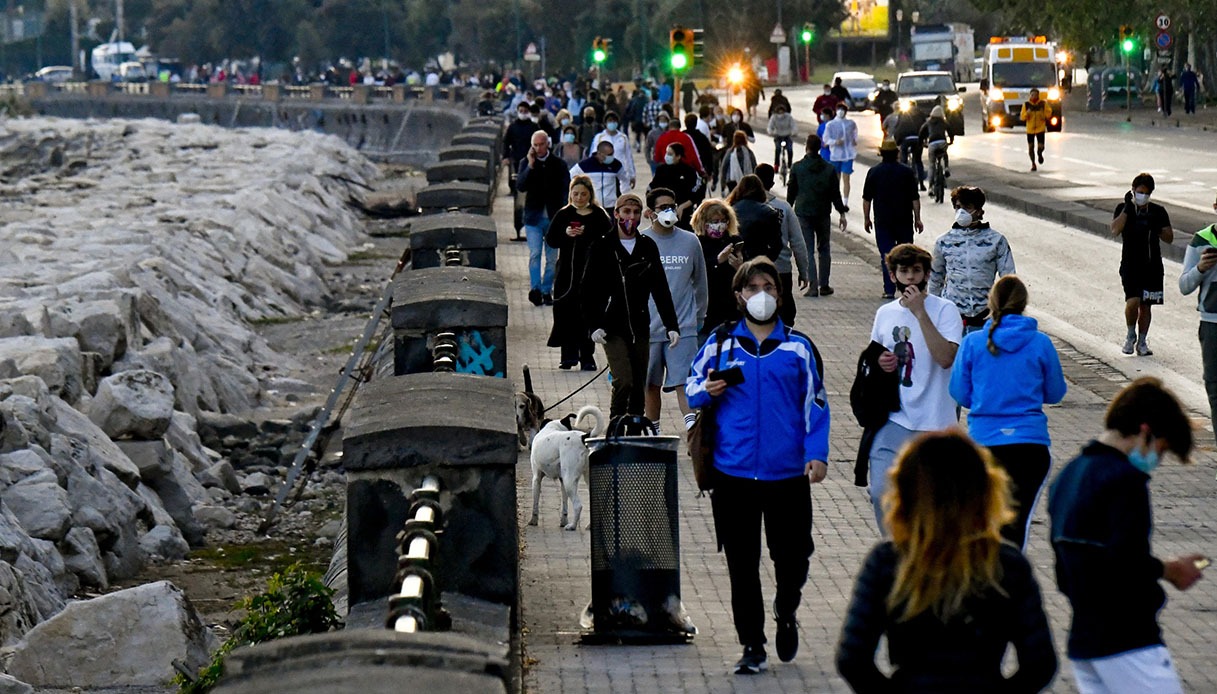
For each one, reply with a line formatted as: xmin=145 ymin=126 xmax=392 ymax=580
xmin=692 ymin=28 xmax=705 ymax=61
xmin=592 ymin=37 xmax=608 ymax=64
xmin=670 ymin=26 xmax=694 ymax=70
xmin=801 ymin=22 xmax=815 ymax=44
xmin=1118 ymin=25 xmax=1135 ymax=53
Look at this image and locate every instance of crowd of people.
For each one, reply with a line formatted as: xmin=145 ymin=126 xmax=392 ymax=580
xmin=498 ymin=76 xmax=1212 ymax=688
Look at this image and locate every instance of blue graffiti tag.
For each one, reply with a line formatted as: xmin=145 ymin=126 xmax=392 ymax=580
xmin=457 ymin=330 xmax=503 ymax=377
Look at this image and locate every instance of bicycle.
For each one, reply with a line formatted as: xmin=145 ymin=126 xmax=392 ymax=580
xmin=774 ymin=136 xmax=793 ymax=185
xmin=926 ymin=142 xmax=949 ymax=204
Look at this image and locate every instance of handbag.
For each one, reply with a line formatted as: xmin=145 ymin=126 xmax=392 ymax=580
xmin=688 ymin=323 xmax=734 ymax=492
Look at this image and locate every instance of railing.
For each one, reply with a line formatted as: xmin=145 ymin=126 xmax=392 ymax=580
xmin=386 ymin=475 xmax=448 ymax=633
xmin=12 ymin=79 xmax=472 ymax=104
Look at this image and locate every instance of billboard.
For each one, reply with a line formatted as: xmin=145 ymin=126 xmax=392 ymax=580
xmin=833 ymin=0 xmax=890 ymax=39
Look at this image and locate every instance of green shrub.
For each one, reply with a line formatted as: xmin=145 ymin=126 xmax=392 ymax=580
xmin=174 ymin=563 xmax=343 ymax=693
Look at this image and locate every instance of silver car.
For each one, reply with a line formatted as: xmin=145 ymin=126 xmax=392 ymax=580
xmin=832 ymin=71 xmax=878 ymax=111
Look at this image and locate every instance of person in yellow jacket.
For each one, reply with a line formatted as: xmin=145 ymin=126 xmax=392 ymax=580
xmin=1020 ymin=88 xmax=1051 ymax=171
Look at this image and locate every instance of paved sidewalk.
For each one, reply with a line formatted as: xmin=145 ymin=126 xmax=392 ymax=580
xmin=498 ymin=145 xmax=1217 ymax=693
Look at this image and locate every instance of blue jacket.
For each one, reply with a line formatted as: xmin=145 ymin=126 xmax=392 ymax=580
xmin=949 ymin=314 xmax=1066 ymax=446
xmin=686 ymin=320 xmax=830 ymax=480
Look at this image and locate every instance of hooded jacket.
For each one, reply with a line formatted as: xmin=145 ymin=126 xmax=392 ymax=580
xmin=686 ymin=319 xmax=830 ymax=480
xmin=949 ymin=314 xmax=1066 ymax=446
xmin=1178 ymin=224 xmax=1217 ymax=321
xmin=928 ymin=222 xmax=1016 ymax=318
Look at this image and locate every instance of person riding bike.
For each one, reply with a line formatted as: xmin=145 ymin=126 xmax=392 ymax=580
xmin=919 ymin=105 xmax=954 ymax=179
xmin=892 ymin=106 xmax=927 ymax=191
xmin=767 ymin=104 xmax=797 ymax=175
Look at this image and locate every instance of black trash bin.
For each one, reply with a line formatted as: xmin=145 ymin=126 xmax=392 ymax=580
xmin=582 ymin=417 xmax=695 ymax=644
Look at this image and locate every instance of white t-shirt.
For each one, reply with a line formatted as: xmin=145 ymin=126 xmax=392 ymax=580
xmin=870 ymin=293 xmax=963 ymax=431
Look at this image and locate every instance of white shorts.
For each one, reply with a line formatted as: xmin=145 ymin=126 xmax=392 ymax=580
xmin=646 ymin=336 xmax=698 ymax=391
xmin=1071 ymin=645 xmax=1182 ymax=694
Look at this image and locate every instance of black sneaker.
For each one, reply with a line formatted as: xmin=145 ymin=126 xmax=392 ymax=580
xmin=818 ymin=286 xmax=835 ymax=297
xmin=528 ymin=289 xmax=543 ymax=306
xmin=775 ymin=617 xmax=799 ymax=662
xmin=734 ymin=644 xmax=768 ymax=675
xmin=580 ymin=361 xmax=597 ymax=371
xmin=1038 ymin=151 xmax=1044 ymax=164
xmin=542 ymin=293 xmax=554 ymax=305
xmin=559 ymin=361 xmax=577 ymax=370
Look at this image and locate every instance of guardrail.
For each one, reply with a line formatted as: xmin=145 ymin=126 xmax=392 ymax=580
xmin=11 ymin=79 xmax=472 ymax=104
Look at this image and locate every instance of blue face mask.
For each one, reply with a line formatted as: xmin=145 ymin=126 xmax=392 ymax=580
xmin=1128 ymin=438 xmax=1160 ymax=474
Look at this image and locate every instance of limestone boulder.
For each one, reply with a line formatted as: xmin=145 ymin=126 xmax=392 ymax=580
xmin=114 ymin=336 xmax=219 ymax=417
xmin=165 ymin=410 xmax=217 ymax=472
xmin=12 ymin=552 xmax=63 ymax=621
xmin=138 ymin=525 xmax=189 ymax=560
xmin=58 ymin=526 xmax=107 ymax=589
xmin=0 ymin=561 xmax=40 ymax=646
xmin=5 ymin=480 xmax=70 ymax=541
xmin=88 ymin=369 xmax=175 ymax=440
xmin=65 ymin=465 xmax=145 ymax=551
xmin=0 ymin=673 xmax=33 ymax=694
xmin=0 ymin=395 xmax=52 ymax=452
xmin=240 ymin=471 xmax=275 ymax=496
xmin=6 ymin=580 xmax=217 ymax=688
xmin=0 ymin=449 xmax=52 ymax=488
xmin=0 ymin=337 xmax=83 ymax=403
xmin=198 ymin=460 xmax=241 ymax=494
xmin=116 ymin=438 xmax=172 ymax=482
xmin=59 ymin=297 xmax=139 ymax=370
xmin=144 ymin=460 xmax=205 ymax=548
xmin=50 ymin=398 xmax=141 ymax=487
xmin=193 ymin=504 xmax=237 ymax=530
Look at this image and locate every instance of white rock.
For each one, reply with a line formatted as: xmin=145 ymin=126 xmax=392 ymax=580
xmin=199 ymin=460 xmax=241 ymax=494
xmin=60 ymin=297 xmax=139 ymax=370
xmin=5 ymin=480 xmax=70 ymax=541
xmin=0 ymin=337 xmax=83 ymax=403
xmin=0 ymin=561 xmax=40 ymax=646
xmin=115 ymin=438 xmax=172 ymax=482
xmin=240 ymin=470 xmax=275 ymax=495
xmin=0 ymin=673 xmax=33 ymax=694
xmin=138 ymin=525 xmax=189 ymax=560
xmin=193 ymin=504 xmax=237 ymax=530
xmin=165 ymin=410 xmax=215 ymax=471
xmin=0 ymin=449 xmax=52 ymax=487
xmin=88 ymin=369 xmax=175 ymax=439
xmin=59 ymin=526 xmax=107 ymax=589
xmin=49 ymin=398 xmax=141 ymax=487
xmin=6 ymin=580 xmax=216 ymax=688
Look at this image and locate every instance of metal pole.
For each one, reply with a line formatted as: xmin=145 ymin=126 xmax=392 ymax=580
xmin=514 ymin=0 xmax=521 ymax=64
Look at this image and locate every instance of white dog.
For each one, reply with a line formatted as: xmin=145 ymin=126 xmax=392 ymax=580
xmin=528 ymin=404 xmax=605 ymax=531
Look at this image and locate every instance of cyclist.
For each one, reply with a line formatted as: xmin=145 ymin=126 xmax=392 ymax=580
xmin=892 ymin=106 xmax=927 ymax=191
xmin=767 ymin=104 xmax=797 ymax=176
xmin=919 ymin=105 xmax=953 ymax=181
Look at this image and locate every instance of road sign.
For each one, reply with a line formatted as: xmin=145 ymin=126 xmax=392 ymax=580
xmin=769 ymin=23 xmax=786 ymax=44
xmin=524 ymin=42 xmax=540 ymax=62
xmin=1155 ymin=14 xmax=1170 ymax=30
xmin=1155 ymin=31 xmax=1173 ymax=50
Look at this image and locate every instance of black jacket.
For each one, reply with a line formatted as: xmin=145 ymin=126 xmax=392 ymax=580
xmin=582 ymin=233 xmax=679 ymax=343
xmin=503 ymin=118 xmax=540 ymax=163
xmin=850 ymin=340 xmax=902 ymax=486
xmin=517 ymin=155 xmax=570 ymax=217
xmin=1048 ymin=441 xmax=1168 ymax=659
xmin=730 ymin=198 xmax=783 ymax=262
xmin=837 ymin=541 xmax=1057 ymax=693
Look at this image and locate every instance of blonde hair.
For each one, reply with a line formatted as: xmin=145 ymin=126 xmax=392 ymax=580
xmin=883 ymin=430 xmax=1015 ymax=622
xmin=986 ymin=275 xmax=1029 ymax=356
xmin=569 ymin=174 xmax=597 ymax=206
xmin=690 ymin=199 xmax=739 ymax=238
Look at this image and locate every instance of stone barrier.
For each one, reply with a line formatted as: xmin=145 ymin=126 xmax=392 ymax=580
xmin=408 ymin=212 xmax=498 ymax=271
xmin=391 ymin=267 xmax=507 ymax=377
xmin=416 ymin=181 xmax=493 ymax=215
xmin=424 ymin=158 xmax=494 ymax=185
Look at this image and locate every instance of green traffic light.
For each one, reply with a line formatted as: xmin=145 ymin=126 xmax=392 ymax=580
xmin=593 ymin=49 xmax=606 ymax=63
xmin=801 ymin=30 xmax=812 ymax=42
xmin=1122 ymin=38 xmax=1134 ymax=53
xmin=671 ymin=52 xmax=688 ymax=70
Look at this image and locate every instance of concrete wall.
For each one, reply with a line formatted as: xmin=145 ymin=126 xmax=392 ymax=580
xmin=27 ymin=95 xmax=469 ymax=166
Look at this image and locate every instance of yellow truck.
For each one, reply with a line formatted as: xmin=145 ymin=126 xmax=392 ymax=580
xmin=979 ymin=36 xmax=1063 ymax=133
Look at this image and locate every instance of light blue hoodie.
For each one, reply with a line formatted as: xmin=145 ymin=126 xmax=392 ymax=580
xmin=950 ymin=314 xmax=1066 ymax=446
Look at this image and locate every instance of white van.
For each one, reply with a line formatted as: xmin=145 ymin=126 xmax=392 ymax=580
xmin=979 ymin=36 xmax=1063 ymax=133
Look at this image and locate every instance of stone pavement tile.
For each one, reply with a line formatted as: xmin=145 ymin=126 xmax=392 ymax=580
xmin=496 ymin=145 xmax=1217 ymax=693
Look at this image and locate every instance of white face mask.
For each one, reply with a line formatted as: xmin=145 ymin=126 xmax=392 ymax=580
xmin=517 ymin=111 xmax=530 ymax=120
xmin=731 ymin=114 xmax=741 ymax=122
xmin=836 ymin=109 xmax=847 ymax=118
xmin=603 ymin=154 xmax=615 ymax=165
xmin=744 ymin=291 xmax=778 ymax=323
xmin=656 ymin=209 xmax=679 ymax=227
xmin=664 ymin=154 xmax=676 ymax=166
xmin=561 ymin=118 xmax=571 ymax=126
xmin=606 ymin=121 xmax=618 ymax=131
xmin=954 ymin=208 xmax=973 ymax=227
xmin=1134 ymin=192 xmax=1151 ymax=206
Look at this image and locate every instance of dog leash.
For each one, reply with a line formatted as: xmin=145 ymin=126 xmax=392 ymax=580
xmin=542 ymin=365 xmax=610 ymax=414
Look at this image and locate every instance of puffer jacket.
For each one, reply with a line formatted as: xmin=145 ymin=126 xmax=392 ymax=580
xmin=927 ymin=223 xmax=1016 ymax=318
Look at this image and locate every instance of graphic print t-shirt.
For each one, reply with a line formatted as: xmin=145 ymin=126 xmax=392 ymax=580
xmin=870 ymin=293 xmax=963 ymax=431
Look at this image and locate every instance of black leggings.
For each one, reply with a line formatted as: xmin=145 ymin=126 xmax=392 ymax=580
xmin=986 ymin=443 xmax=1052 ymax=551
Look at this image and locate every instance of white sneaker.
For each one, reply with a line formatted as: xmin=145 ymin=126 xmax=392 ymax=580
xmin=1136 ymin=340 xmax=1153 ymax=356
xmin=1122 ymin=335 xmax=1136 ymax=354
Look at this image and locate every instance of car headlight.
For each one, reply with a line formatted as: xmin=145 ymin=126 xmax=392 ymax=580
xmin=898 ymin=98 xmax=912 ymax=113
xmin=869 ymin=89 xmax=878 ymax=101
xmin=989 ymin=90 xmax=1004 ymax=101
xmin=1047 ymin=87 xmax=1061 ymax=101
xmin=946 ymin=95 xmax=962 ymax=111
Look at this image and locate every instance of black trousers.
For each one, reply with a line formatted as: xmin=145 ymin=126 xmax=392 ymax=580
xmin=711 ymin=473 xmax=814 ymax=646
xmin=779 ymin=271 xmax=797 ymax=325
xmin=987 ymin=443 xmax=1052 ymax=551
xmin=602 ymin=335 xmax=649 ymax=417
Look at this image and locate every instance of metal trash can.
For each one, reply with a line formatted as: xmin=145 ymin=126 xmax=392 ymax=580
xmin=582 ymin=416 xmax=695 ymax=643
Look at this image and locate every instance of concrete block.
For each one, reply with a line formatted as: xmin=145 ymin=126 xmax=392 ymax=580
xmin=391 ymin=268 xmax=507 ymax=377
xmin=416 ymin=182 xmax=493 ymax=215
xmin=450 ymin=132 xmax=497 ymax=149
xmin=206 ymin=83 xmax=229 ymax=98
xmin=408 ymin=212 xmax=498 ymax=270
xmin=424 ymin=159 xmax=493 ymax=185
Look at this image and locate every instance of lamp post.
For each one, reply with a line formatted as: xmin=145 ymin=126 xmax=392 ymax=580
xmin=895 ymin=9 xmax=903 ymax=64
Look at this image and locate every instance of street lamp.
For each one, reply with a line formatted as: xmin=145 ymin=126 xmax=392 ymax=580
xmin=896 ymin=9 xmax=903 ymax=63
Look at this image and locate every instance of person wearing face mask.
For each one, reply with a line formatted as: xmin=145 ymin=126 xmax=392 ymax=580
xmin=867 ymin=244 xmax=963 ymax=533
xmin=503 ymin=103 xmax=543 ymax=239
xmin=653 ymin=114 xmax=706 ymax=177
xmin=1177 ymin=194 xmax=1217 ymax=443
xmin=650 ymin=143 xmax=705 ymax=227
xmin=1113 ymin=173 xmax=1174 ymax=357
xmin=517 ymin=130 xmax=570 ymax=306
xmin=546 ymin=176 xmax=612 ymax=370
xmin=788 ymin=134 xmax=848 ymax=297
xmin=569 ymin=140 xmax=630 ymax=215
xmin=754 ymin=164 xmax=811 ymax=325
xmin=691 ymin=199 xmax=744 ymax=344
xmin=1048 ymin=377 xmax=1205 ymax=694
xmin=813 ymin=84 xmax=840 ymax=116
xmin=642 ymin=188 xmax=708 ymax=434
xmin=928 ymin=186 xmax=1015 ymax=334
xmin=720 ymin=108 xmax=756 ymax=150
xmin=686 ymin=112 xmax=717 ymax=190
xmin=556 ymin=125 xmax=583 ymax=167
xmin=822 ymin=105 xmax=859 ymax=208
xmin=685 ymin=257 xmax=830 ymax=675
xmin=626 ymin=89 xmax=649 ymax=152
xmin=582 ymin=193 xmax=680 ymax=419
xmin=873 ymin=79 xmax=898 ymax=126
xmin=591 ymin=113 xmax=636 ymax=190
xmin=720 ymin=130 xmax=758 ymax=195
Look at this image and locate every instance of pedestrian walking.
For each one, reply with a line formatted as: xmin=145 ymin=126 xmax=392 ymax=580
xmin=590 ymin=112 xmax=637 ymax=190
xmin=1158 ymin=67 xmax=1174 ymax=117
xmin=1112 ymin=173 xmax=1174 ymax=356
xmin=569 ymin=141 xmax=630 ymax=214
xmin=788 ymin=134 xmax=848 ymax=297
xmin=557 ymin=125 xmax=583 ymax=167
xmin=1048 ymin=377 xmax=1205 ymax=694
xmin=813 ymin=84 xmax=841 ymax=115
xmin=641 ymin=187 xmax=708 ymax=434
xmin=1020 ymin=88 xmax=1051 ymax=171
xmin=684 ymin=113 xmax=717 ymax=194
xmin=691 ymin=199 xmax=743 ymax=344
xmin=822 ymin=104 xmax=859 ymax=208
xmin=837 ymin=430 xmax=1058 ymax=692
xmin=862 ymin=139 xmax=923 ymax=299
xmin=582 ymin=193 xmax=680 ymax=418
xmin=653 ymin=117 xmax=705 ymax=177
xmin=517 ymin=130 xmax=570 ymax=306
xmin=755 ymin=164 xmax=811 ymax=325
xmin=726 ymin=174 xmax=783 ymax=265
xmin=928 ymin=186 xmax=1016 ymax=333
xmin=1177 ymin=193 xmax=1217 ymax=442
xmin=719 ymin=131 xmax=758 ymax=195
xmin=545 ymin=175 xmax=612 ymax=370
xmin=873 ymin=79 xmax=898 ymax=128
xmin=949 ymin=275 xmax=1067 ymax=550
xmin=686 ymin=257 xmax=830 ymax=675
xmin=720 ymin=108 xmax=756 ymax=148
xmin=767 ymin=88 xmax=791 ymax=117
xmin=1180 ymin=63 xmax=1200 ymax=114
xmin=503 ymin=102 xmax=542 ymax=235
xmin=650 ymin=142 xmax=705 ymax=227
xmin=866 ymin=243 xmax=963 ymax=532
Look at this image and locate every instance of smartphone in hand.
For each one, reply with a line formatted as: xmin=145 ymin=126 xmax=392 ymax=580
xmin=710 ymin=366 xmax=745 ymax=386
